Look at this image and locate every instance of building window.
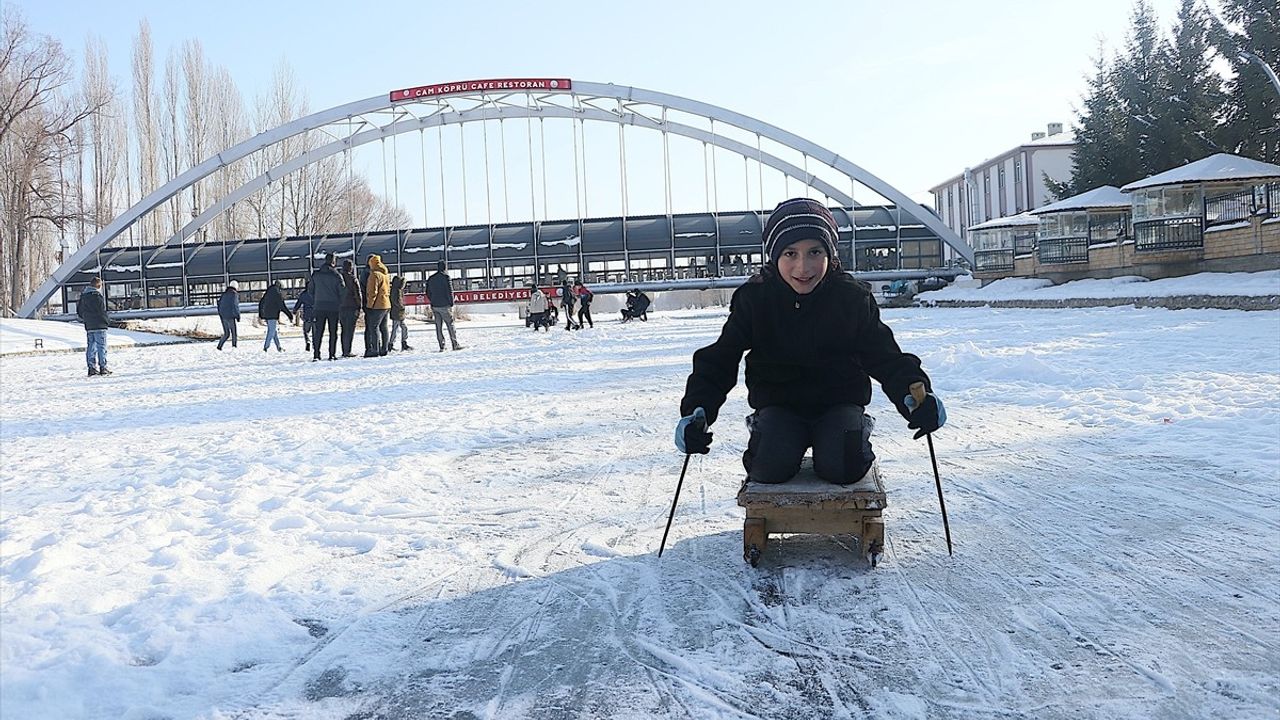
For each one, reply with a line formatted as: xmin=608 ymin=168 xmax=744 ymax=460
xmin=983 ymin=171 xmax=992 ymax=220
xmin=947 ymin=187 xmax=954 ymax=230
xmin=998 ymin=165 xmax=1007 ymax=216
xmin=1014 ymin=157 xmax=1025 ymax=213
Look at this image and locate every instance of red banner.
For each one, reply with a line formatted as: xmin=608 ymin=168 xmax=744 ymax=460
xmin=390 ymin=78 xmax=572 ymax=103
xmin=405 ymin=287 xmax=561 ymax=306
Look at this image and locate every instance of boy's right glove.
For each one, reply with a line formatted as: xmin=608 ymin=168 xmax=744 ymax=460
xmin=675 ymin=407 xmax=712 ymax=454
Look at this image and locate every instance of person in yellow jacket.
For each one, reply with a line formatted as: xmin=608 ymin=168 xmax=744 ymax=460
xmin=363 ymin=254 xmax=392 ymax=357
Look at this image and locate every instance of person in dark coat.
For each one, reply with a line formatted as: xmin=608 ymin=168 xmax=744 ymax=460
xmin=675 ymin=198 xmax=946 ymax=486
xmin=560 ymin=278 xmax=579 ymax=331
xmin=574 ymin=281 xmax=594 ymax=329
xmin=77 ymin=277 xmax=111 ymax=377
xmin=338 ymin=258 xmax=363 ymax=357
xmin=621 ymin=289 xmax=650 ymax=322
xmin=308 ymin=253 xmax=345 ymax=361
xmin=388 ymin=274 xmax=412 ymax=351
xmin=257 ymin=280 xmax=294 ymax=352
xmin=293 ymin=287 xmax=315 ymax=353
xmin=426 ymin=261 xmax=462 ymax=351
xmin=216 ymin=281 xmax=241 ymax=350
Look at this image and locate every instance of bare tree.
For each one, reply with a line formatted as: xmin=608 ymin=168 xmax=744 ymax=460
xmin=158 ymin=49 xmax=183 ymax=239
xmin=131 ymin=19 xmax=160 ymax=244
xmin=0 ymin=7 xmax=105 ymax=315
xmin=82 ymin=35 xmax=126 ymax=244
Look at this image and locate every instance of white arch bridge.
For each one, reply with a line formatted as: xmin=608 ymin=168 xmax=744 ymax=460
xmin=22 ymin=78 xmax=969 ymax=319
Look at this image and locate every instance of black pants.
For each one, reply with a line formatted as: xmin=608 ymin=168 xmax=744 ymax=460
xmin=217 ymin=317 xmax=238 ymax=349
xmin=364 ymin=308 xmax=389 ymax=356
xmin=578 ymin=305 xmax=593 ymax=328
xmin=745 ymin=405 xmax=874 ymax=485
xmin=339 ymin=308 xmax=360 ymax=356
xmin=312 ymin=310 xmax=339 ymax=359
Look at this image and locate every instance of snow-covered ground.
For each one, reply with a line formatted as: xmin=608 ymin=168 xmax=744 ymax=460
xmin=1 ymin=306 xmax=1277 ymax=719
xmin=918 ymin=269 xmax=1280 ymax=302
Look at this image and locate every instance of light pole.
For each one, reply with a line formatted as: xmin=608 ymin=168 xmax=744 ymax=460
xmin=1238 ymin=51 xmax=1280 ymax=100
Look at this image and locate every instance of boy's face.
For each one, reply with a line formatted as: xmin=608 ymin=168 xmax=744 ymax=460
xmin=776 ymin=238 xmax=829 ymax=295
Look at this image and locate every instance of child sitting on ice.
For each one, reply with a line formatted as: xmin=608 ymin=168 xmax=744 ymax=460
xmin=675 ymin=198 xmax=945 ymax=484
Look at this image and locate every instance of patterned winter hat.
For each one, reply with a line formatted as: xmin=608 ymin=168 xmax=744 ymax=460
xmin=763 ymin=198 xmax=840 ymax=266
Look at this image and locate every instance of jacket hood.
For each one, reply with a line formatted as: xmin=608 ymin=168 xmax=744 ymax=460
xmin=390 ymin=275 xmax=404 ymax=290
xmin=368 ymin=255 xmax=388 ymax=273
xmin=80 ymin=286 xmax=101 ymax=296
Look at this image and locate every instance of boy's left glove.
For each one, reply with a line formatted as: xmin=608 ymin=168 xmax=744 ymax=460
xmin=904 ymin=385 xmax=946 ymax=440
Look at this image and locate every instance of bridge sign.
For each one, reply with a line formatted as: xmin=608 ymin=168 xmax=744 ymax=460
xmin=391 ymin=78 xmax=572 ymax=102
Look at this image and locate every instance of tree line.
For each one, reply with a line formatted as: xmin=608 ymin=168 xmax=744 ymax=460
xmin=1054 ymin=0 xmax=1278 ymax=199
xmin=0 ymin=7 xmax=411 ymax=316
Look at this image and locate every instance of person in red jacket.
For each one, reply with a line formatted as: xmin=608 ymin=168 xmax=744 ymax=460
xmin=675 ymin=198 xmax=946 ymax=485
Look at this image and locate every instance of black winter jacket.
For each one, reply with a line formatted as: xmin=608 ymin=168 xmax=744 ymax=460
xmin=309 ymin=266 xmax=344 ymax=313
xmin=257 ymin=286 xmax=294 ymax=321
xmin=426 ymin=271 xmax=454 ymax=308
xmin=217 ymin=288 xmax=241 ymax=320
xmin=389 ymin=276 xmax=406 ymax=321
xmin=680 ymin=269 xmax=929 ymax=427
xmin=340 ymin=269 xmax=363 ymax=310
xmin=77 ymin=287 xmax=110 ymax=330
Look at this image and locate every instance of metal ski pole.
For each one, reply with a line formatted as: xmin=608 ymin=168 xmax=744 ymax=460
xmin=911 ymin=383 xmax=953 ymax=556
xmin=659 ymin=409 xmax=707 ymax=558
xmin=657 ymin=453 xmax=693 ymax=558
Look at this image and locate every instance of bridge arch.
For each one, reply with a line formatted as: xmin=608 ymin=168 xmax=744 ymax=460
xmin=20 ymin=80 xmax=967 ymax=317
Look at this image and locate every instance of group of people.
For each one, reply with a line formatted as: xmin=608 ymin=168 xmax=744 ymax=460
xmin=211 ymin=255 xmax=463 ymax=361
xmin=527 ymin=280 xmax=596 ymax=331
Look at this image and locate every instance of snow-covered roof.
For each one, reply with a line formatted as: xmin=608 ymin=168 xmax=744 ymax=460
xmin=1030 ymin=185 xmax=1130 ymax=215
xmin=1121 ymin=153 xmax=1280 ymax=192
xmin=967 ymin=212 xmax=1040 ymax=232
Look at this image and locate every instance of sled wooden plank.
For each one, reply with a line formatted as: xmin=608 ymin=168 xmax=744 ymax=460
xmin=736 ymin=459 xmax=886 ymax=511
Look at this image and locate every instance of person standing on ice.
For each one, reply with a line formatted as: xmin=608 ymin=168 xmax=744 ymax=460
xmin=675 ymin=198 xmax=946 ymax=485
xmin=215 ymin=280 xmax=241 ymax=350
xmin=426 ymin=261 xmax=463 ymax=351
xmin=309 ymin=253 xmax=344 ymax=361
xmin=574 ymin=280 xmax=594 ymax=328
xmin=363 ymin=254 xmax=391 ymax=357
xmin=293 ymin=285 xmax=315 ymax=354
xmin=77 ymin=276 xmax=111 ymax=377
xmin=560 ymin=278 xmax=579 ymax=331
xmin=387 ymin=274 xmax=412 ymax=351
xmin=257 ymin=280 xmax=294 ymax=352
xmin=338 ymin=259 xmax=363 ymax=357
xmin=527 ymin=284 xmax=550 ymax=331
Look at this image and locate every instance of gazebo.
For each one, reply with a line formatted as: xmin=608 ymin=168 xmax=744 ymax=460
xmin=1121 ymin=153 xmax=1280 ymax=253
xmin=967 ymin=212 xmax=1039 ymax=278
xmin=1029 ymin=185 xmax=1131 ymax=266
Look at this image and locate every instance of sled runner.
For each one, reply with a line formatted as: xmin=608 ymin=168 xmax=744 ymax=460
xmin=736 ymin=458 xmax=886 ymax=568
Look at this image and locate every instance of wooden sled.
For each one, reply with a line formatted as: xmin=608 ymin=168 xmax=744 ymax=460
xmin=736 ymin=458 xmax=887 ymax=568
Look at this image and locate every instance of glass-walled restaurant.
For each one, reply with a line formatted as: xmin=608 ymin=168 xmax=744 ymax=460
xmin=969 ymin=213 xmax=1037 ymax=272
xmin=59 ymin=205 xmax=946 ymax=314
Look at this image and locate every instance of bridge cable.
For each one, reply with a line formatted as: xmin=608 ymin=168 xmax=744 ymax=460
xmin=482 ymin=111 xmax=494 ymax=281
xmin=392 ymin=127 xmax=403 ymax=276
xmin=618 ymin=99 xmax=628 ymax=277
xmin=526 ymin=104 xmax=540 ymax=278
xmin=419 ymin=128 xmax=429 ymax=230
xmin=459 ymin=123 xmax=469 ymax=227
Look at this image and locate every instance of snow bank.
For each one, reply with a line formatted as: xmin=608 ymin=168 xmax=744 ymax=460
xmin=920 ymin=270 xmax=1280 ymax=301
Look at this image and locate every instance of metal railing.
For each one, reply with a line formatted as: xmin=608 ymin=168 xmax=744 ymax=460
xmin=974 ymin=249 xmax=1015 ymax=272
xmin=1205 ymin=182 xmax=1278 ymax=228
xmin=1134 ymin=217 xmax=1203 ymax=252
xmin=1037 ymin=237 xmax=1089 ymax=264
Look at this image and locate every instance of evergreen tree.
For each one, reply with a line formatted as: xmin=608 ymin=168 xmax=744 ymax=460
xmin=1213 ymin=0 xmax=1279 ymax=162
xmin=1114 ymin=0 xmax=1168 ymax=179
xmin=1066 ymin=49 xmax=1131 ymax=196
xmin=1159 ymin=0 xmax=1227 ymax=165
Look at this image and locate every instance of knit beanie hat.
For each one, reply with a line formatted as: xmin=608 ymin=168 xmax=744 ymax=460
xmin=763 ymin=198 xmax=840 ymax=266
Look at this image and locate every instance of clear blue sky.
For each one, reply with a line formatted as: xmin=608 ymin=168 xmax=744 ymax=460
xmin=18 ymin=0 xmax=1187 ymax=223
